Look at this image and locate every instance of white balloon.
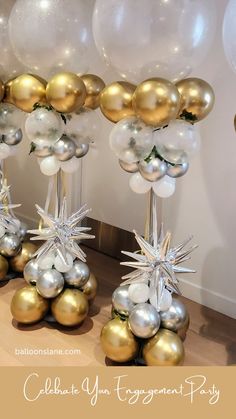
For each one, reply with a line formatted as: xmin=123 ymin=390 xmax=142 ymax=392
xmin=129 ymin=172 xmax=152 ymax=194
xmin=223 ymin=0 xmax=236 ymax=73
xmin=149 ymin=287 xmax=172 ymax=312
xmin=60 ymin=156 xmax=80 ymax=173
xmin=110 ymin=117 xmax=154 ymax=163
xmin=152 ymin=176 xmax=176 ymax=198
xmin=25 ymin=108 xmax=64 ymax=143
xmin=154 ymin=120 xmax=201 ymax=164
xmin=65 ymin=108 xmax=100 ymax=145
xmin=0 ymin=143 xmax=11 ymax=159
xmin=128 ymin=283 xmax=150 ymax=304
xmin=0 ymin=225 xmax=5 ymax=238
xmin=9 ymin=0 xmax=98 ymax=77
xmin=93 ymin=0 xmax=216 ymax=83
xmin=54 ymin=253 xmax=73 ymax=273
xmin=38 ymin=254 xmax=55 ymax=270
xmin=39 ymin=155 xmax=60 ymax=176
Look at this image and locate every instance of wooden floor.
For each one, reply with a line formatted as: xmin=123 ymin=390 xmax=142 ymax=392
xmin=0 ymin=246 xmax=235 ymax=366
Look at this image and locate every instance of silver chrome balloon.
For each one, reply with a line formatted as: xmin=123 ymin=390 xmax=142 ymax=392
xmin=18 ymin=221 xmax=28 ymax=240
xmin=128 ymin=303 xmax=160 ymax=338
xmin=119 ymin=159 xmax=139 ymax=173
xmin=36 ymin=269 xmax=64 ymax=299
xmin=33 ymin=138 xmax=52 ymax=157
xmin=138 ymin=157 xmax=167 ymax=182
xmin=0 ymin=233 xmax=21 ymax=257
xmin=75 ymin=143 xmax=89 ymax=158
xmin=160 ymin=297 xmax=189 ymax=332
xmin=24 ymin=259 xmax=42 ymax=285
xmin=167 ymin=162 xmax=189 ymax=178
xmin=112 ymin=285 xmax=135 ymax=316
xmin=64 ymin=260 xmax=90 ymax=287
xmin=2 ymin=128 xmax=23 ymax=146
xmin=52 ymin=135 xmax=76 ymax=161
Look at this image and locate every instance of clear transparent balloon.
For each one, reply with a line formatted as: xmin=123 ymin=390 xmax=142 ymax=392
xmin=93 ymin=0 xmax=216 ymax=83
xmin=0 ymin=103 xmax=24 ymax=135
xmin=223 ymin=0 xmax=236 ymax=73
xmin=65 ymin=108 xmax=100 ymax=145
xmin=110 ymin=117 xmax=154 ymax=163
xmin=154 ymin=120 xmax=201 ymax=164
xmin=8 ymin=0 xmax=104 ymax=78
xmin=25 ymin=108 xmax=64 ymax=143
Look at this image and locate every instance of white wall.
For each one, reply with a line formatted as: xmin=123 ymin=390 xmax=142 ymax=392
xmin=7 ymin=0 xmax=236 ymax=318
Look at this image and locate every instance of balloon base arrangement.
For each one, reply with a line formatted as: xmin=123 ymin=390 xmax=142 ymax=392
xmin=10 ymin=197 xmax=98 ymax=327
xmin=100 ymin=193 xmax=195 ymax=366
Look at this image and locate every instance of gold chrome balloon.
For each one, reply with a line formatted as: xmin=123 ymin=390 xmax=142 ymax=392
xmin=3 ymin=78 xmax=15 ymax=104
xmin=143 ymin=329 xmax=185 ymax=366
xmin=81 ymin=74 xmax=105 ymax=109
xmin=11 ymin=286 xmax=49 ymax=324
xmin=132 ymin=78 xmax=180 ymax=127
xmin=100 ymin=81 xmax=136 ymax=122
xmin=176 ymin=77 xmax=215 ymax=121
xmin=0 ymin=79 xmax=4 ymax=102
xmin=10 ymin=73 xmax=46 ymax=112
xmin=82 ymin=272 xmax=98 ymax=303
xmin=9 ymin=242 xmax=37 ymax=273
xmin=0 ymin=255 xmax=9 ymax=281
xmin=46 ymin=72 xmax=86 ymax=113
xmin=51 ymin=289 xmax=88 ymax=326
xmin=100 ymin=317 xmax=139 ymax=362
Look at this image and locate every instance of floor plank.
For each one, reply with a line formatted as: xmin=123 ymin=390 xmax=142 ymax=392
xmin=0 ymin=246 xmax=235 ymax=366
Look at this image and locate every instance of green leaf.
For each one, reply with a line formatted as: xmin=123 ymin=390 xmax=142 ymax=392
xmin=29 ymin=142 xmax=36 ymax=155
xmin=60 ymin=113 xmax=67 ymax=124
xmin=179 ymin=109 xmax=198 ymax=124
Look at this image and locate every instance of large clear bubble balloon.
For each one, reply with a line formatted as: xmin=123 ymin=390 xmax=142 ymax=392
xmin=25 ymin=108 xmax=64 ymax=143
xmin=93 ymin=0 xmax=216 ymax=83
xmin=0 ymin=103 xmax=24 ymax=135
xmin=223 ymin=0 xmax=236 ymax=73
xmin=0 ymin=0 xmax=26 ymax=80
xmin=65 ymin=108 xmax=100 ymax=145
xmin=154 ymin=120 xmax=201 ymax=165
xmin=8 ymin=0 xmax=99 ymax=78
xmin=109 ymin=117 xmax=154 ymax=163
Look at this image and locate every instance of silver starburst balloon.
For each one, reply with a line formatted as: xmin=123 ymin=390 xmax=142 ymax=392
xmin=0 ymin=185 xmax=21 ymax=233
xmin=29 ymin=197 xmax=94 ymax=264
xmin=120 ymin=194 xmax=197 ymax=311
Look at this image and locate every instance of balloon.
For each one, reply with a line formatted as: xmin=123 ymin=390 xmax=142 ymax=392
xmin=0 ymin=103 xmax=23 ymax=135
xmin=128 ymin=283 xmax=150 ymax=304
xmin=81 ymin=74 xmax=105 ymax=109
xmin=0 ymin=79 xmax=4 ymax=101
xmin=133 ymin=78 xmax=180 ymax=127
xmin=10 ymin=74 xmax=46 ymax=112
xmin=109 ymin=116 xmax=154 ymax=163
xmin=60 ymin=156 xmax=80 ymax=173
xmin=11 ymin=286 xmax=49 ymax=324
xmin=25 ymin=107 xmax=64 ymax=143
xmin=3 ymin=77 xmax=15 ymax=104
xmin=9 ymin=0 xmax=99 ymax=77
xmin=39 ymin=155 xmax=60 ymax=176
xmin=152 ymin=176 xmax=176 ymax=198
xmin=138 ymin=157 xmax=167 ymax=182
xmin=154 ymin=120 xmax=201 ymax=164
xmin=0 ymin=143 xmax=11 ymax=159
xmin=223 ymin=0 xmax=236 ymax=74
xmin=65 ymin=108 xmax=100 ymax=144
xmin=100 ymin=81 xmax=136 ymax=122
xmin=46 ymin=73 xmax=86 ymax=113
xmin=93 ymin=0 xmax=216 ymax=83
xmin=129 ymin=172 xmax=152 ymax=194
xmin=143 ymin=329 xmax=184 ymax=366
xmin=176 ymin=78 xmax=215 ymax=122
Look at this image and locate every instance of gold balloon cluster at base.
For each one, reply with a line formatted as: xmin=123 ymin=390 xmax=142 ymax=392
xmin=0 ymin=241 xmax=37 ymax=281
xmin=10 ymin=272 xmax=98 ymax=327
xmin=101 ymin=297 xmax=189 ymax=366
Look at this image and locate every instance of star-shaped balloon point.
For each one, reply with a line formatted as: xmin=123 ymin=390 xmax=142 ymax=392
xmin=29 ymin=197 xmax=94 ymax=264
xmin=0 ymin=184 xmax=21 ymax=233
xmin=120 ymin=225 xmax=197 ymax=311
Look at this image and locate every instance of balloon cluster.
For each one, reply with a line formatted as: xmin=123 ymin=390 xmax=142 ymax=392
xmin=101 ymin=77 xmax=214 ymax=198
xmin=1 ymin=72 xmax=104 ymax=175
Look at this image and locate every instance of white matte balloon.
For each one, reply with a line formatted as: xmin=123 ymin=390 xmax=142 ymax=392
xmin=93 ymin=0 xmax=216 ymax=83
xmin=128 ymin=283 xmax=150 ymax=304
xmin=65 ymin=108 xmax=100 ymax=145
xmin=38 ymin=254 xmax=55 ymax=270
xmin=39 ymin=155 xmax=60 ymax=176
xmin=110 ymin=117 xmax=154 ymax=163
xmin=60 ymin=157 xmax=80 ymax=173
xmin=152 ymin=176 xmax=176 ymax=198
xmin=8 ymin=0 xmax=98 ymax=77
xmin=149 ymin=287 xmax=172 ymax=312
xmin=154 ymin=120 xmax=201 ymax=164
xmin=54 ymin=253 xmax=73 ymax=273
xmin=129 ymin=172 xmax=152 ymax=194
xmin=25 ymin=108 xmax=64 ymax=143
